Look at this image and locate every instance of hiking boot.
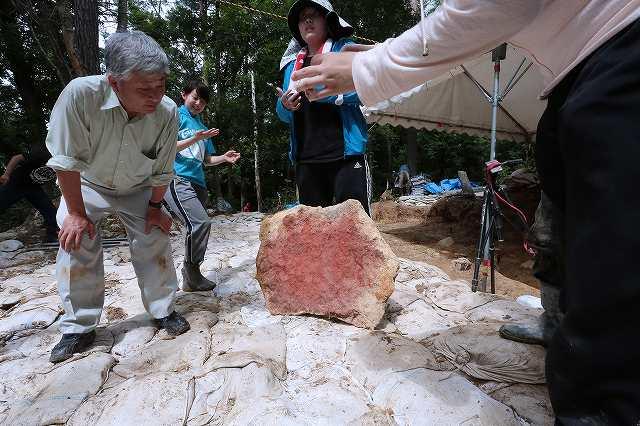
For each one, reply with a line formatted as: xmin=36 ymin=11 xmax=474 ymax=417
xmin=155 ymin=311 xmax=190 ymax=336
xmin=49 ymin=331 xmax=96 ymax=363
xmin=181 ymin=262 xmax=216 ymax=292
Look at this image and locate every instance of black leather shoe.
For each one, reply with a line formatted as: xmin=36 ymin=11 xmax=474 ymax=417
xmin=155 ymin=311 xmax=190 ymax=336
xmin=49 ymin=331 xmax=96 ymax=363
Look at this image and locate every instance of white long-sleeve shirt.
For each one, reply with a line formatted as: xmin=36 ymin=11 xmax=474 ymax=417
xmin=353 ymin=0 xmax=640 ymax=106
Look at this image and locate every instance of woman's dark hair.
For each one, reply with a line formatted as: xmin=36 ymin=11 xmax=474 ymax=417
xmin=182 ymin=80 xmax=210 ymax=103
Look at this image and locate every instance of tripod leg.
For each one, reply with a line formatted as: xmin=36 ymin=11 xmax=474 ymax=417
xmin=490 ymin=226 xmax=496 ymax=294
xmin=472 ymin=190 xmax=491 ymax=292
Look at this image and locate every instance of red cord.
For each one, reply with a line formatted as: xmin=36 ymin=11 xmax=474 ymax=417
xmin=486 ymin=168 xmax=536 ymax=256
xmin=493 ymin=190 xmax=529 ymax=226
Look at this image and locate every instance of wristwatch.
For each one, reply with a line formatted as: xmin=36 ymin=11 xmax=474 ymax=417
xmin=148 ymin=200 xmax=163 ymax=209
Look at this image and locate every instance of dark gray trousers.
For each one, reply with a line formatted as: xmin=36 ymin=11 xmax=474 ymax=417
xmin=164 ymin=177 xmax=211 ymax=265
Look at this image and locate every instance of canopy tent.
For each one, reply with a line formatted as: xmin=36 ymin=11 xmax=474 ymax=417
xmin=363 ymin=44 xmax=547 ymax=142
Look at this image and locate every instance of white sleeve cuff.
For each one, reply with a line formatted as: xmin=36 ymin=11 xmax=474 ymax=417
xmin=47 ymin=155 xmax=89 ymax=172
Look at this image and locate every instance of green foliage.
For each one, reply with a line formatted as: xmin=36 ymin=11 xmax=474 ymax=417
xmin=0 ymin=0 xmax=536 ymax=211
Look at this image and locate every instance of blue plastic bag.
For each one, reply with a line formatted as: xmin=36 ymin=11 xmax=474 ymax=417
xmin=425 ymin=182 xmax=444 ymax=194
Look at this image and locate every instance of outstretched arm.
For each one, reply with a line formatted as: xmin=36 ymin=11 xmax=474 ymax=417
xmin=204 ymin=150 xmax=241 ymax=167
xmin=293 ymin=0 xmax=543 ymax=106
xmin=0 ymin=154 xmax=25 ymax=185
xmin=177 ymin=128 xmax=220 ymax=152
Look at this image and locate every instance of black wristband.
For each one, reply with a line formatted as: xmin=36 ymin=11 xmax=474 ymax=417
xmin=148 ymin=200 xmax=163 ymax=209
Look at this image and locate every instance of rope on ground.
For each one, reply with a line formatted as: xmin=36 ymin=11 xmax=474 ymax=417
xmin=215 ymin=0 xmax=379 ymax=44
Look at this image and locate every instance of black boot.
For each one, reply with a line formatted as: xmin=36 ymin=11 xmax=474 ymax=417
xmin=499 ymin=283 xmax=563 ymax=346
xmin=499 ymin=319 xmax=545 ymax=346
xmin=155 ymin=311 xmax=190 ymax=336
xmin=49 ymin=331 xmax=96 ymax=363
xmin=181 ymin=262 xmax=216 ymax=292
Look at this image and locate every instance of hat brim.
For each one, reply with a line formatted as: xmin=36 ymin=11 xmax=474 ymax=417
xmin=287 ymin=0 xmax=354 ymax=45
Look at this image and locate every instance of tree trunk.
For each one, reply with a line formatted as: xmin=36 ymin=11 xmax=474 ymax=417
xmin=209 ymin=1 xmax=222 ymax=202
xmin=73 ymin=0 xmax=99 ymax=75
xmin=0 ymin=2 xmax=46 ymax=140
xmin=227 ymin=169 xmax=236 ymax=206
xmin=239 ymin=165 xmax=246 ymax=208
xmin=13 ymin=0 xmax=71 ymax=88
xmin=57 ymin=0 xmax=84 ymax=77
xmin=211 ymin=168 xmax=222 ymax=201
xmin=116 ymin=0 xmax=128 ymax=32
xmin=250 ymin=69 xmax=262 ymax=212
xmin=386 ymin=137 xmax=393 ymax=188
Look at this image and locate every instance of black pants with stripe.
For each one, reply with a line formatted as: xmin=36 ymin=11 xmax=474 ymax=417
xmin=537 ymin=19 xmax=640 ymax=424
xmin=163 ymin=177 xmax=211 ymax=265
xmin=295 ymin=155 xmax=371 ymax=215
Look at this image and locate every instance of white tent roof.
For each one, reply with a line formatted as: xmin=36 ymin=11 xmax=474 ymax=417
xmin=363 ymin=45 xmax=547 ymax=142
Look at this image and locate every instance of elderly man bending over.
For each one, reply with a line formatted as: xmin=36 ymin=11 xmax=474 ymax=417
xmin=46 ymin=31 xmax=190 ymax=363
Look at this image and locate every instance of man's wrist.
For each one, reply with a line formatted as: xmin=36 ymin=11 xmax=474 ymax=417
xmin=148 ymin=200 xmax=163 ymax=209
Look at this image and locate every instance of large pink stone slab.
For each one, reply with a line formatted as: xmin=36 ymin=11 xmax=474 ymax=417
xmin=256 ymin=200 xmax=398 ymax=328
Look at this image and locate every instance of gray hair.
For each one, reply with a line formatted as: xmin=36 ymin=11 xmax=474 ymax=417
xmin=105 ymin=31 xmax=169 ymax=78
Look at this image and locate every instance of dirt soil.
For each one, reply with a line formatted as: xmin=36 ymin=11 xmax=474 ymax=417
xmin=373 ymin=194 xmax=541 ymax=300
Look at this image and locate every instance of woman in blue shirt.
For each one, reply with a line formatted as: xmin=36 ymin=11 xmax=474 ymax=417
xmin=164 ymin=80 xmax=240 ymax=291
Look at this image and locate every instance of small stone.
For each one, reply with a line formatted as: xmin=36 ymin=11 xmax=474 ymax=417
xmin=0 ymin=240 xmax=23 ymax=252
xmin=451 ymin=257 xmax=472 ymax=271
xmin=437 ymin=237 xmax=455 ymax=248
xmin=0 ymin=230 xmax=18 ymax=241
xmin=114 ymin=247 xmax=131 ymax=264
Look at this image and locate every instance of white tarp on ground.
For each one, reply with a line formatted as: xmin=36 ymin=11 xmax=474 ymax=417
xmin=364 ymin=44 xmax=547 ymax=142
xmin=0 ymin=213 xmax=554 ymax=425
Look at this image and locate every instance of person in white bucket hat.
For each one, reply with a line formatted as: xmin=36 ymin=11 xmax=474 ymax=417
xmin=276 ymin=0 xmax=372 ymax=215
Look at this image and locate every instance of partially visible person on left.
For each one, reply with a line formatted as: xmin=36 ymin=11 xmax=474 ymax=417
xmin=0 ymin=143 xmax=59 ymax=242
xmin=45 ymin=31 xmax=190 ymax=363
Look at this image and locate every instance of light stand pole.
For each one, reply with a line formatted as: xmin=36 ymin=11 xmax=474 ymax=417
xmin=471 ymin=43 xmax=507 ymax=293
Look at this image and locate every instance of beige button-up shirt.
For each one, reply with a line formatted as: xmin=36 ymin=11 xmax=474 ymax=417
xmin=46 ymin=75 xmax=177 ymax=190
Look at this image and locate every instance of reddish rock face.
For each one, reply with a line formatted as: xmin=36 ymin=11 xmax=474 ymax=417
xmin=256 ymin=200 xmax=398 ymax=329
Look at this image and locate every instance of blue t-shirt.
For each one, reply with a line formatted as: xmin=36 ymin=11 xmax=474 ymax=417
xmin=174 ymin=104 xmax=216 ymax=188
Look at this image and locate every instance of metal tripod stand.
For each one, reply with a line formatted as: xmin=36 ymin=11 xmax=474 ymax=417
xmin=468 ymin=44 xmax=533 ymax=293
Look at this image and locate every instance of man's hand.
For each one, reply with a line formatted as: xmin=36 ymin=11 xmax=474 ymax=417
xmin=291 ymin=52 xmax=358 ymax=101
xmin=145 ymin=206 xmax=172 ymax=234
xmin=59 ymin=213 xmax=95 ymax=252
xmin=194 ymin=128 xmax=220 ymax=141
xmin=222 ymin=150 xmax=241 ymax=164
xmin=0 ymin=174 xmax=9 ymax=185
xmin=277 ymin=87 xmax=302 ymax=111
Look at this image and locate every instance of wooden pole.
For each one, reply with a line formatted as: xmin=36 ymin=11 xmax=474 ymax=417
xmin=250 ymin=68 xmax=262 ymax=212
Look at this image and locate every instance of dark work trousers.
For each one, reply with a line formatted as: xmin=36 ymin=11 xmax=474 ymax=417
xmin=536 ymin=19 xmax=640 ymax=425
xmin=163 ymin=177 xmax=211 ymax=265
xmin=0 ymin=178 xmax=58 ymax=235
xmin=529 ymin=192 xmax=565 ymax=343
xmin=295 ymin=156 xmax=371 ymax=216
